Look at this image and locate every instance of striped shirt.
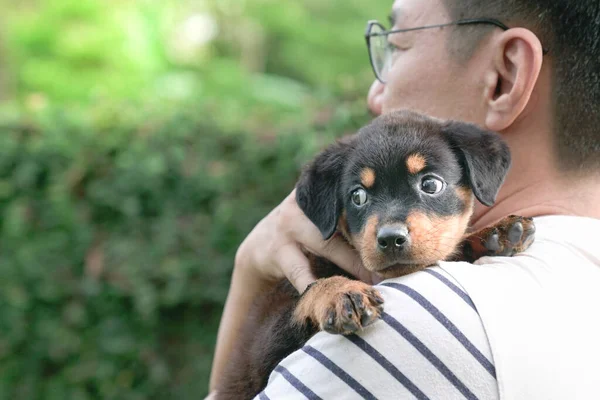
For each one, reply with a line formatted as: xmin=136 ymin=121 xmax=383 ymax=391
xmin=256 ymin=216 xmax=600 ymax=400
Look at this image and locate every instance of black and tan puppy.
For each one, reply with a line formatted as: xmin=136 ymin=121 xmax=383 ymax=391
xmin=216 ymin=110 xmax=535 ymax=399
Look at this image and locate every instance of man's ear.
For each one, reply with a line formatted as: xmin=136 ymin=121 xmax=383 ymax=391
xmin=295 ymin=136 xmax=354 ymax=240
xmin=484 ymin=28 xmax=544 ymax=131
xmin=442 ymin=121 xmax=511 ymax=207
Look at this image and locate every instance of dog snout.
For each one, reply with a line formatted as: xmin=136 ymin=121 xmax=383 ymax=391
xmin=377 ymin=225 xmax=410 ymax=251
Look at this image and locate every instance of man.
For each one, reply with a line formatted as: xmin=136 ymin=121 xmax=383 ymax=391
xmin=209 ymin=0 xmax=600 ymax=398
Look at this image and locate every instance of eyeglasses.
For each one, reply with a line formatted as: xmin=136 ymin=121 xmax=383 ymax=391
xmin=365 ymin=18 xmax=548 ymax=83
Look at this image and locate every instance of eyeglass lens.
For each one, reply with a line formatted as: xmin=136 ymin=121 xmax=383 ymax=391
xmin=369 ymin=24 xmax=394 ymax=83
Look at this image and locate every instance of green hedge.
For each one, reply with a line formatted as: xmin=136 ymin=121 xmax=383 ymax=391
xmin=0 ymin=0 xmax=391 ymax=397
xmin=0 ymin=102 xmax=371 ymax=399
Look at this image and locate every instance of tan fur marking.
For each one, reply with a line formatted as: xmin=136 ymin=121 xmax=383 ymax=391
xmin=293 ymin=277 xmax=347 ymax=325
xmin=457 ymin=186 xmax=476 ymax=238
xmin=407 ymin=186 xmax=475 ymax=263
xmin=337 ymin=211 xmax=351 ymax=243
xmin=360 ymin=168 xmax=376 ymax=188
xmin=355 ymin=215 xmax=386 ymax=271
xmin=406 ymin=154 xmax=427 ymax=174
xmin=406 ymin=207 xmax=472 ymax=263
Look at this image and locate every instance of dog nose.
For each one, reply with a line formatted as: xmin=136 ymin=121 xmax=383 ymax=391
xmin=377 ymin=226 xmax=409 ymax=250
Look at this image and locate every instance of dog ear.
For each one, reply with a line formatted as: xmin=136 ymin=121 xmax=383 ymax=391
xmin=442 ymin=121 xmax=511 ymax=207
xmin=295 ymin=137 xmax=355 ymax=240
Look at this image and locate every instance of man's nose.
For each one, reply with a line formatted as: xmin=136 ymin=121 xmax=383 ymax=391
xmin=367 ymin=80 xmax=384 ymax=116
xmin=377 ymin=225 xmax=410 ymax=251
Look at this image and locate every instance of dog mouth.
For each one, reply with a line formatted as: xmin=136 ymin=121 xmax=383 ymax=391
xmin=374 ymin=261 xmax=427 ymax=279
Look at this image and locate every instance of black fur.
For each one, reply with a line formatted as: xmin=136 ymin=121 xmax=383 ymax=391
xmin=442 ymin=121 xmax=511 ymax=206
xmin=296 ymin=137 xmax=354 ymax=239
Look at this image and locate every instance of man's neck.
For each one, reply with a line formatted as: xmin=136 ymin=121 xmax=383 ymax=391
xmin=470 ymin=162 xmax=600 ymax=232
xmin=467 ymin=94 xmax=600 ymax=231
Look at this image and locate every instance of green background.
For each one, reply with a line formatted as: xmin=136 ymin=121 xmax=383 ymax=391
xmin=0 ymin=0 xmax=389 ymax=398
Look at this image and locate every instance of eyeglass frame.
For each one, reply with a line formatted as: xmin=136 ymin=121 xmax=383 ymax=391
xmin=364 ymin=18 xmax=549 ymax=83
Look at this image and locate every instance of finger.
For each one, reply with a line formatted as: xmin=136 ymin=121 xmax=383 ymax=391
xmin=274 ymin=243 xmax=316 ymax=293
xmin=204 ymin=392 xmax=218 ymax=400
xmin=370 ymin=273 xmax=384 ymax=285
xmin=285 ymin=192 xmax=374 ymax=283
xmin=283 ymin=189 xmax=375 ymax=284
xmin=297 ymin=230 xmax=372 ymax=283
xmin=319 ymin=234 xmax=360 ymax=269
xmin=317 ymin=235 xmax=370 ymax=281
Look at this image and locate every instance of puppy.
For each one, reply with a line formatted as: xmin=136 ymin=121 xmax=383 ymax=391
xmin=216 ymin=110 xmax=535 ymax=399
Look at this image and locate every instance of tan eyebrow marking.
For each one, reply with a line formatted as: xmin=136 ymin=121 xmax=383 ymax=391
xmin=360 ymin=167 xmax=376 ymax=188
xmin=406 ymin=154 xmax=427 ymax=174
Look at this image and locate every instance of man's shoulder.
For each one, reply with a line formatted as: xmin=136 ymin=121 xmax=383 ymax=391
xmin=438 ymin=215 xmax=600 ymax=308
xmin=436 ymin=214 xmax=600 ymax=400
xmin=259 ymin=267 xmax=498 ymax=400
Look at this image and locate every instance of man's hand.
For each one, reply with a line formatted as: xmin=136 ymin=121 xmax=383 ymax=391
xmin=209 ymin=189 xmax=379 ymax=391
xmin=237 ymin=189 xmax=379 ymax=292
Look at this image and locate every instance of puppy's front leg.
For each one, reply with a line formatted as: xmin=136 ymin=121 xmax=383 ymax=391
xmin=293 ymin=276 xmax=384 ymax=335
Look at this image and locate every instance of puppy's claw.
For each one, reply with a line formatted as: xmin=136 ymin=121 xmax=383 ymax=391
xmin=342 ymin=321 xmax=360 ymax=333
xmin=484 ymin=229 xmax=501 ymax=252
xmin=349 ymin=292 xmax=366 ymax=312
xmin=367 ymin=289 xmax=385 ymax=305
xmin=360 ymin=309 xmax=378 ymax=327
xmin=507 ymin=221 xmax=524 ymax=245
xmin=324 ymin=311 xmax=336 ymax=332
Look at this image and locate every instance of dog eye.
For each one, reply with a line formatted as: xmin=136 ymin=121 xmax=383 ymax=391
xmin=420 ymin=177 xmax=445 ymax=195
xmin=351 ymin=189 xmax=368 ymax=207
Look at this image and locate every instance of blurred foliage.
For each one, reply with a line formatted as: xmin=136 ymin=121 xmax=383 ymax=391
xmin=0 ymin=0 xmax=389 ymax=398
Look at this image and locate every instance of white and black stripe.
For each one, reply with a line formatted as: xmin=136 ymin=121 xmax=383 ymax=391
xmin=302 ymin=346 xmax=377 ymax=400
xmin=272 ymin=365 xmax=322 ymax=400
xmin=423 ymin=268 xmax=477 ymax=311
xmin=381 ymin=282 xmax=496 ymax=378
xmin=257 ymin=267 xmax=499 ymax=400
xmin=345 ymin=334 xmax=430 ymax=400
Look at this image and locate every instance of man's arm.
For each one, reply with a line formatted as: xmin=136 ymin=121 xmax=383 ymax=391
xmin=209 ymin=191 xmax=370 ymax=391
xmin=257 ymin=267 xmax=499 ymax=400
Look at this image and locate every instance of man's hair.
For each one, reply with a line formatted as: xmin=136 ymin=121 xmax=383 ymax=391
xmin=443 ymin=0 xmax=600 ymax=173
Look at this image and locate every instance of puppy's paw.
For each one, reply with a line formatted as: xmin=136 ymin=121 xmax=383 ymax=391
xmin=462 ymin=215 xmax=536 ymax=261
xmin=294 ymin=277 xmax=384 ymax=335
